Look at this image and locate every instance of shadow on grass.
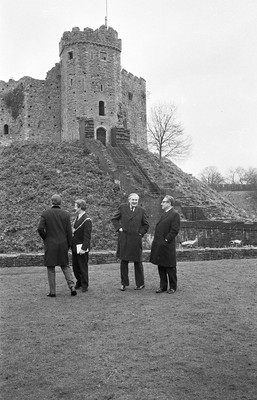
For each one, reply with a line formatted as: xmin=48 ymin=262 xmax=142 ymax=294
xmin=1 ymin=260 xmax=257 ymax=400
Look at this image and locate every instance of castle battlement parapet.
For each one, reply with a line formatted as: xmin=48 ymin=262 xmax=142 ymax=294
xmin=59 ymin=25 xmax=121 ymax=55
xmin=121 ymin=69 xmax=146 ymax=85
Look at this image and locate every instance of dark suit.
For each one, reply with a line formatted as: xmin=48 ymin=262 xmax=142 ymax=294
xmin=37 ymin=205 xmax=75 ymax=294
xmin=111 ymin=203 xmax=149 ymax=287
xmin=71 ymin=214 xmax=92 ymax=290
xmin=150 ymin=208 xmax=180 ymax=291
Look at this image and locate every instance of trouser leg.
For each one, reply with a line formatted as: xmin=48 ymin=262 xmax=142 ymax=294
xmin=167 ymin=267 xmax=177 ymax=291
xmin=134 ymin=262 xmax=144 ymax=287
xmin=47 ymin=266 xmax=56 ymax=294
xmin=61 ymin=265 xmax=75 ymax=290
xmin=120 ymin=260 xmax=129 ymax=286
xmin=78 ymin=253 xmax=89 ymax=289
xmin=72 ymin=252 xmax=81 ymax=286
xmin=157 ymin=266 xmax=168 ymax=291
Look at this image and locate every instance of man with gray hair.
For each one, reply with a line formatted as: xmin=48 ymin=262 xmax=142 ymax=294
xmin=38 ymin=194 xmax=77 ymax=297
xmin=111 ymin=193 xmax=149 ymax=291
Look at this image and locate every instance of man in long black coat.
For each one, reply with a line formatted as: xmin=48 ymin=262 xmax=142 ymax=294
xmin=111 ymin=193 xmax=149 ymax=291
xmin=150 ymin=195 xmax=180 ymax=294
xmin=38 ymin=194 xmax=77 ymax=297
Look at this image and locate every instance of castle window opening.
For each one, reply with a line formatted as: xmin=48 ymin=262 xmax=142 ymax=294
xmin=4 ymin=124 xmax=9 ymax=135
xmin=100 ymin=84 xmax=103 ymax=92
xmin=128 ymin=92 xmax=133 ymax=101
xmin=99 ymin=101 xmax=105 ymax=116
xmin=68 ymin=51 xmax=73 ymax=60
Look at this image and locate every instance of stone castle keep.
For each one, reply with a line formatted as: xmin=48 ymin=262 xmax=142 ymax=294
xmin=0 ymin=25 xmax=147 ymax=148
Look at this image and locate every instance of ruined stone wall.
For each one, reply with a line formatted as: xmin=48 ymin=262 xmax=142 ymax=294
xmin=0 ymin=65 xmax=61 ymax=144
xmin=121 ymin=69 xmax=147 ymax=149
xmin=0 ymin=79 xmax=26 ymax=143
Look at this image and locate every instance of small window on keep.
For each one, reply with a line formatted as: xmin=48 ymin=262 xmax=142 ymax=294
xmin=128 ymin=92 xmax=133 ymax=101
xmin=68 ymin=51 xmax=74 ymax=60
xmin=99 ymin=101 xmax=105 ymax=116
xmin=100 ymin=51 xmax=107 ymax=61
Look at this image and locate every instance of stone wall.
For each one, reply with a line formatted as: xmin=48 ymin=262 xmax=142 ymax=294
xmin=59 ymin=26 xmax=122 ymax=143
xmin=121 ymin=70 xmax=147 ymax=149
xmin=1 ymin=25 xmax=147 ymax=149
xmin=0 ymin=66 xmax=61 ymax=144
xmin=179 ymin=220 xmax=257 ymax=247
xmin=1 ymin=248 xmax=257 ymax=268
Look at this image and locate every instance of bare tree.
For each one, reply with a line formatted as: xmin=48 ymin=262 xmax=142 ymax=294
xmin=244 ymin=167 xmax=257 ymax=185
xmin=225 ymin=167 xmax=246 ymax=184
xmin=199 ymin=166 xmax=224 ymax=185
xmin=147 ymin=103 xmax=192 ymax=160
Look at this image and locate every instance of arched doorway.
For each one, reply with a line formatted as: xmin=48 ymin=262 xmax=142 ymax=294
xmin=96 ymin=127 xmax=106 ymax=146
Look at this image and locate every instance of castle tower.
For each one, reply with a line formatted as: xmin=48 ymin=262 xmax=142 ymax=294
xmin=59 ymin=25 xmax=122 ymax=144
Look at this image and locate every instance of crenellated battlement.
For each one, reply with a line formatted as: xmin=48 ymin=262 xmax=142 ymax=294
xmin=121 ymin=69 xmax=146 ymax=85
xmin=59 ymin=25 xmax=122 ymax=55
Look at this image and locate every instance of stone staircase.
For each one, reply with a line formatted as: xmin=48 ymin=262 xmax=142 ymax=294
xmin=108 ymin=144 xmax=162 ymax=195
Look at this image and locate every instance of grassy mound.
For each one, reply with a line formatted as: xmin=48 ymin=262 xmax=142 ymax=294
xmin=0 ymin=142 xmax=123 ymax=253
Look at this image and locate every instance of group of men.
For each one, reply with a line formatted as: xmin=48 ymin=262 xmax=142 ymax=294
xmin=37 ymin=192 xmax=180 ymax=297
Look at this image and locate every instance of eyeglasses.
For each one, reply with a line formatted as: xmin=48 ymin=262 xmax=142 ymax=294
xmin=161 ymin=200 xmax=169 ymax=203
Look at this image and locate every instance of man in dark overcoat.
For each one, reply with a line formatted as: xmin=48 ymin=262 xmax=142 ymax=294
xmin=150 ymin=195 xmax=180 ymax=294
xmin=71 ymin=199 xmax=92 ymax=293
xmin=37 ymin=194 xmax=77 ymax=297
xmin=111 ymin=193 xmax=149 ymax=291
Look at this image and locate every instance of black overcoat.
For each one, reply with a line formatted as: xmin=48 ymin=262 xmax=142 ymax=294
xmin=111 ymin=204 xmax=149 ymax=262
xmin=150 ymin=208 xmax=180 ymax=267
xmin=37 ymin=206 xmax=72 ymax=266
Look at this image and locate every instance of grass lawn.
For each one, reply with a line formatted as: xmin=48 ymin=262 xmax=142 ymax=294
xmin=0 ymin=259 xmax=256 ymax=400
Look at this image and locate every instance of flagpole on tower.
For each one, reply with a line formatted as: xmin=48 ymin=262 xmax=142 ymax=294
xmin=105 ymin=0 xmax=108 ymax=27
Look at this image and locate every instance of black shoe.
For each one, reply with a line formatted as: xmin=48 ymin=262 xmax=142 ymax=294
xmin=167 ymin=289 xmax=176 ymax=294
xmin=135 ymin=285 xmax=145 ymax=290
xmin=71 ymin=289 xmax=77 ymax=296
xmin=75 ymin=283 xmax=81 ymax=289
xmin=47 ymin=293 xmax=56 ymax=297
xmin=155 ymin=288 xmax=166 ymax=293
xmin=120 ymin=285 xmax=126 ymax=291
xmin=82 ymin=288 xmax=88 ymax=293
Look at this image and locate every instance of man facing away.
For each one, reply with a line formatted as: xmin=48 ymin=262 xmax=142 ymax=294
xmin=150 ymin=195 xmax=180 ymax=294
xmin=37 ymin=194 xmax=77 ymax=297
xmin=111 ymin=193 xmax=149 ymax=291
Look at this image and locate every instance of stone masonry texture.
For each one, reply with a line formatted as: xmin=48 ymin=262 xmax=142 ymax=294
xmin=0 ymin=25 xmax=147 ymax=148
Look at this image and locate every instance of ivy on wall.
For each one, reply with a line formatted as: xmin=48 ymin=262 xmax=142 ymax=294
xmin=3 ymin=84 xmax=24 ymax=119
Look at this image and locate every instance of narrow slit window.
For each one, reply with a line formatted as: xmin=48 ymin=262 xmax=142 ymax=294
xmin=99 ymin=101 xmax=105 ymax=116
xmin=68 ymin=51 xmax=73 ymax=60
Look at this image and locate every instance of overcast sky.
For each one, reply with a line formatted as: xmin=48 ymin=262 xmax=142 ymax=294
xmin=1 ymin=0 xmax=257 ymax=177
